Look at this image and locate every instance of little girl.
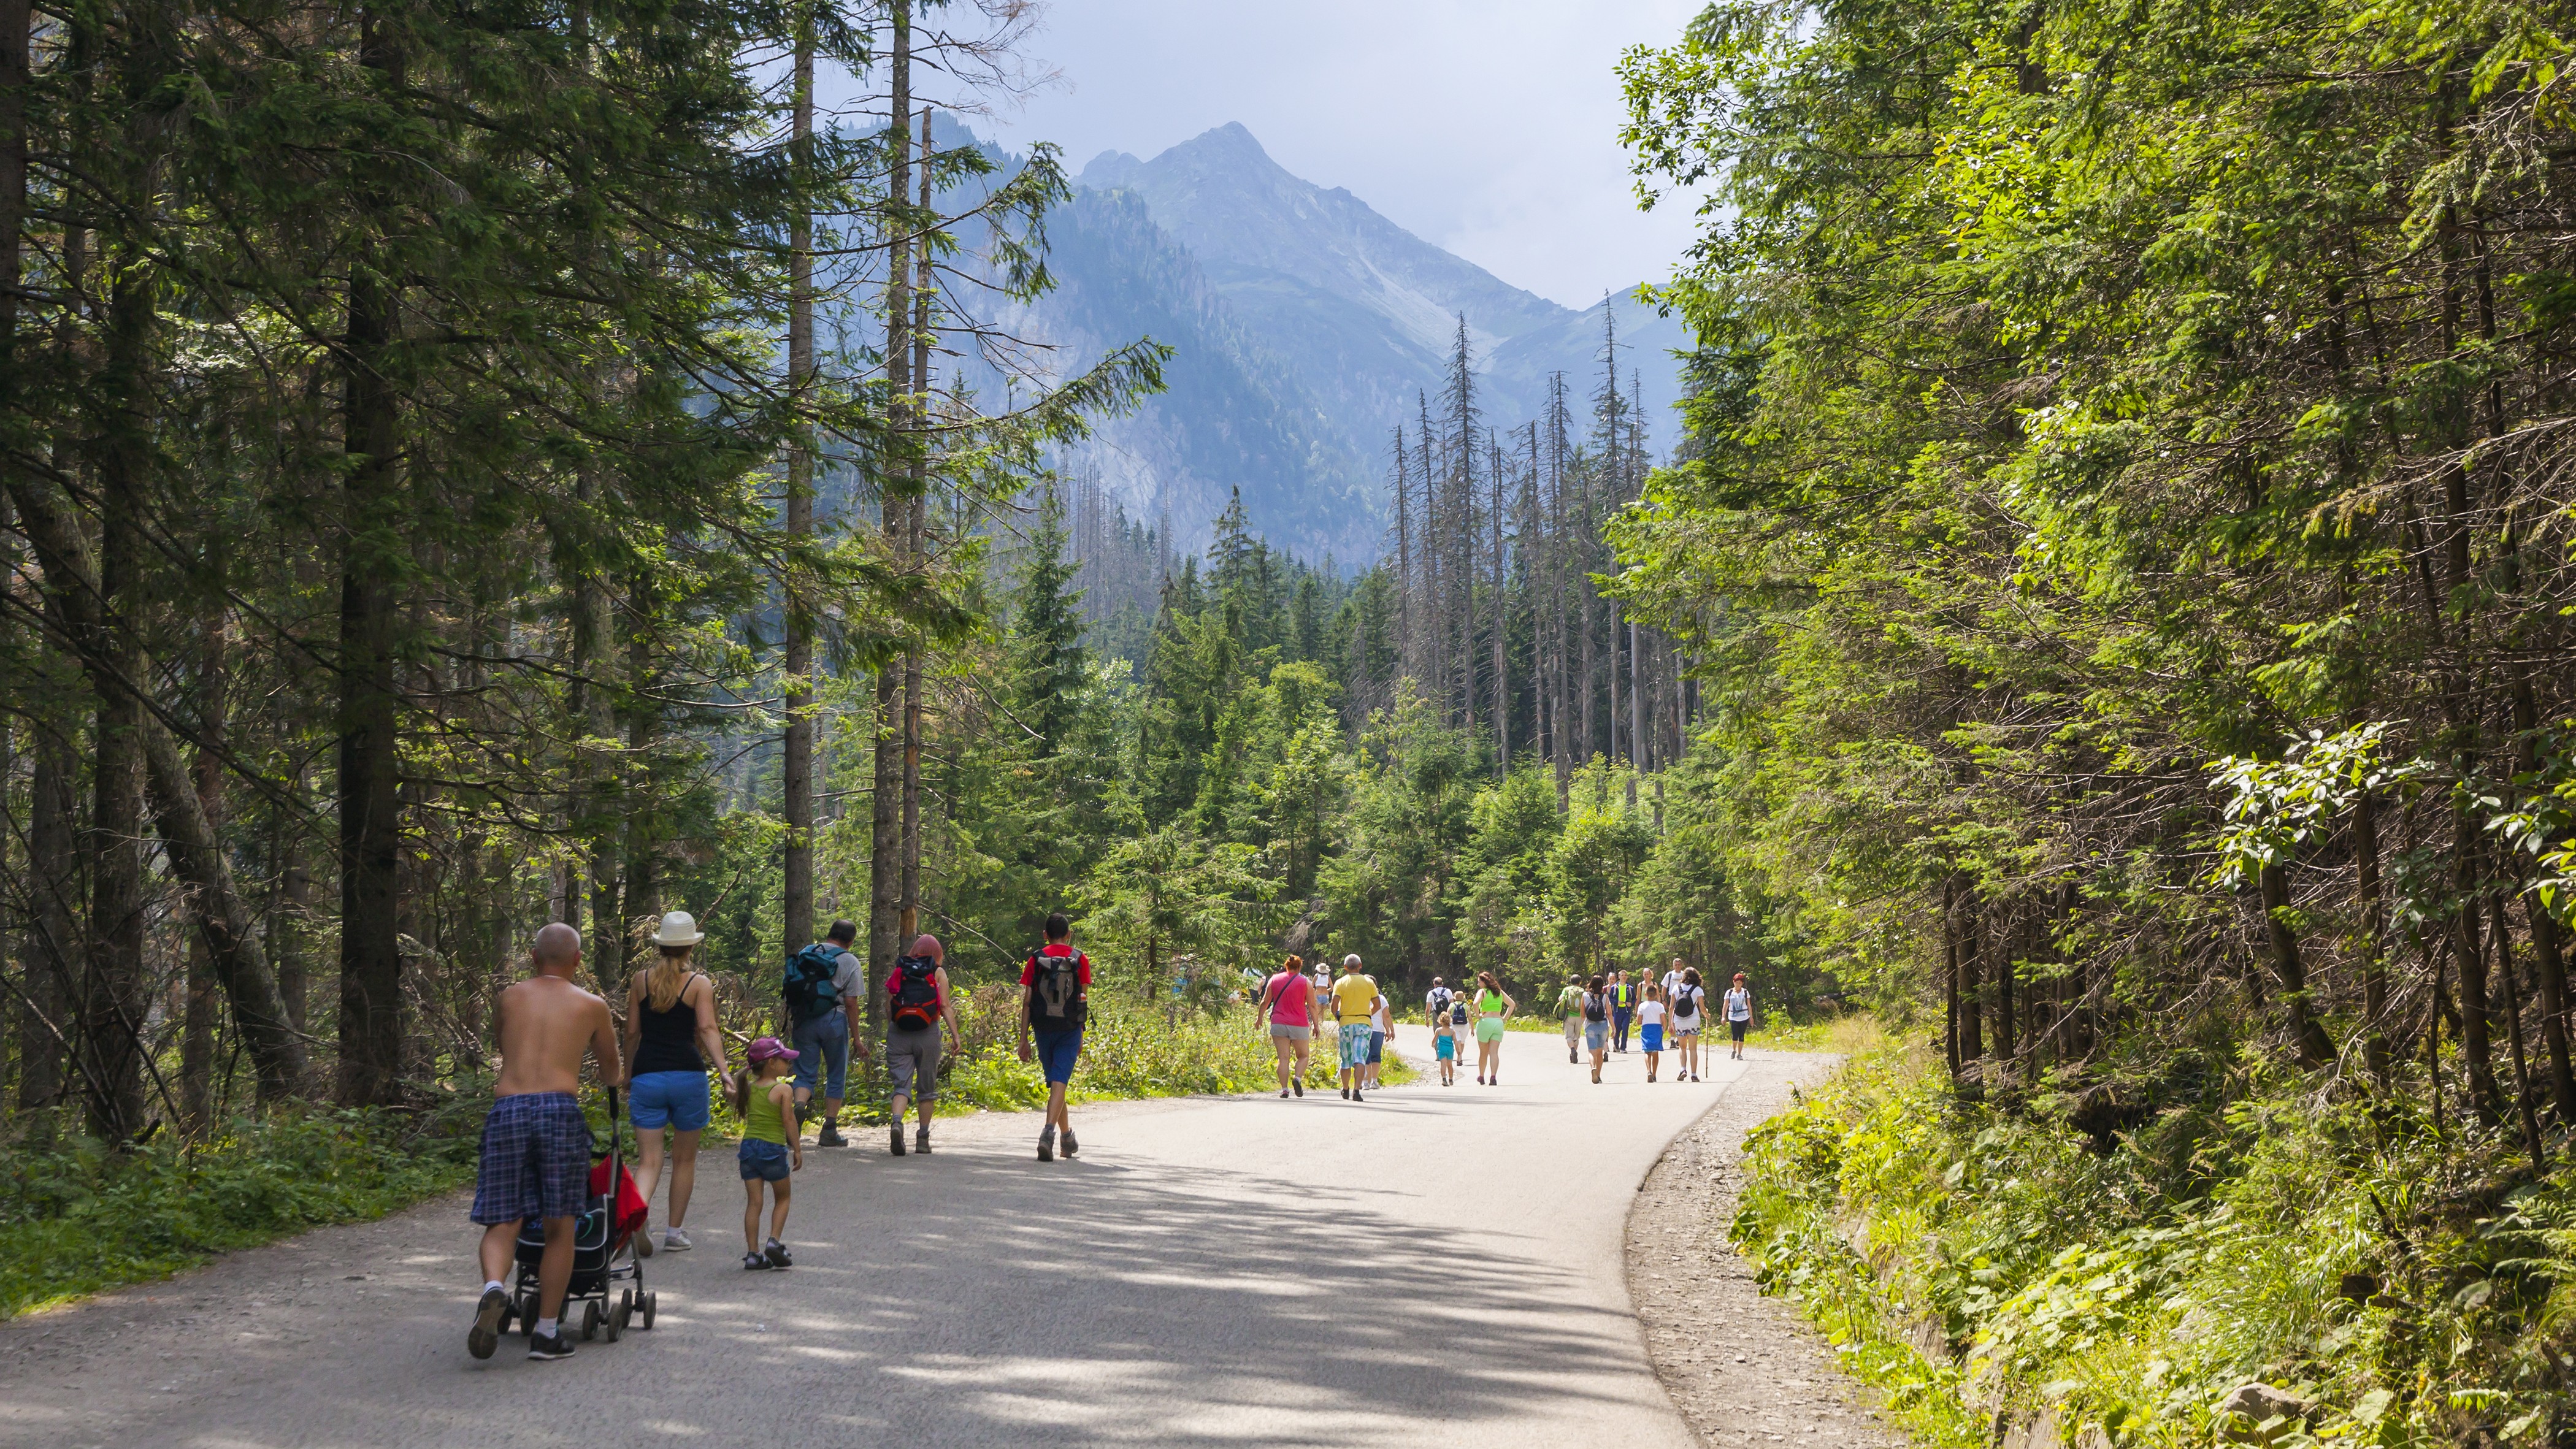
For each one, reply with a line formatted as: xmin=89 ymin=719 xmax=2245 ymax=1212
xmin=1432 ymin=999 xmax=1460 ymax=1085
xmin=730 ymin=1036 xmax=803 ymax=1271
xmin=1637 ymin=984 xmax=1668 ymax=1084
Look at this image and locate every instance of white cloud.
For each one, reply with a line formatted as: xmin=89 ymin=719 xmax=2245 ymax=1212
xmin=968 ymin=0 xmax=1709 ymax=309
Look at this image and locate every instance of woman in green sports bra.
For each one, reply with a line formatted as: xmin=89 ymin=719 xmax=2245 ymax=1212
xmin=1471 ymin=971 xmax=1516 ymax=1086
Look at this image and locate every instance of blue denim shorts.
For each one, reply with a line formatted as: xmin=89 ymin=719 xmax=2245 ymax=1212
xmin=791 ymin=1009 xmax=849 ymax=1097
xmin=738 ymin=1138 xmax=791 ymax=1183
xmin=628 ymin=1070 xmax=710 ymax=1131
xmin=1033 ymin=1029 xmax=1081 ymax=1086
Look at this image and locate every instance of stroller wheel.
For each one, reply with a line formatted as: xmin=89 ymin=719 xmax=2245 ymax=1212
xmin=581 ymin=1301 xmax=602 ymax=1341
xmin=641 ymin=1291 xmax=657 ymax=1331
xmin=607 ymin=1298 xmax=627 ymax=1343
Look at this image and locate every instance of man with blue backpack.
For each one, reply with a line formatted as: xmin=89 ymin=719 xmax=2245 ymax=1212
xmin=782 ymin=920 xmax=867 ymax=1147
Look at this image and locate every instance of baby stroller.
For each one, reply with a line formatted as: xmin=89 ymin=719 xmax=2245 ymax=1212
xmin=498 ymin=1086 xmax=656 ymax=1343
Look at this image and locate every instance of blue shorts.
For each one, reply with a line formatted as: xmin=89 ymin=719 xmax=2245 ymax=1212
xmin=1434 ymin=1036 xmax=1456 ymax=1061
xmin=1643 ymin=1024 xmax=1665 ymax=1053
xmin=1368 ymin=1031 xmax=1385 ymax=1065
xmin=1584 ymin=1020 xmax=1609 ymax=1053
xmin=1033 ymin=1029 xmax=1082 ymax=1086
xmin=791 ymin=1009 xmax=849 ymax=1098
xmin=738 ymin=1138 xmax=791 ymax=1182
xmin=628 ymin=1070 xmax=710 ymax=1131
xmin=470 ymin=1092 xmax=592 ymax=1226
xmin=1338 ymin=1023 xmax=1374 ymax=1069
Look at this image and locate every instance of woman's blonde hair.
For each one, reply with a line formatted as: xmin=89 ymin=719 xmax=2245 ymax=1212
xmin=644 ymin=944 xmax=694 ymax=1011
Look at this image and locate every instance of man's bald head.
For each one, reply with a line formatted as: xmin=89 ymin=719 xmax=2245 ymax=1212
xmin=910 ymin=934 xmax=943 ymax=963
xmin=532 ymin=922 xmax=583 ymax=974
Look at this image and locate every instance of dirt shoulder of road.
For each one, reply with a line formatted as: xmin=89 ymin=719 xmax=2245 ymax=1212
xmin=1628 ymin=1050 xmax=1907 ymax=1449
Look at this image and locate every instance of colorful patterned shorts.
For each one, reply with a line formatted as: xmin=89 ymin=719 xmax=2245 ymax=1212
xmin=1338 ymin=1022 xmax=1375 ymax=1070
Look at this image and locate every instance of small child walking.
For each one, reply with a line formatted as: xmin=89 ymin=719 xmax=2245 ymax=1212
xmin=1432 ymin=1001 xmax=1460 ymax=1085
xmin=730 ymin=1037 xmax=802 ymax=1271
xmin=1638 ymin=984 xmax=1668 ymax=1084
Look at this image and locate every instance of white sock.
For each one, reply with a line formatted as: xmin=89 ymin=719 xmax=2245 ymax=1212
xmin=535 ymin=1317 xmax=558 ymax=1338
xmin=483 ymin=1280 xmax=504 ymax=1297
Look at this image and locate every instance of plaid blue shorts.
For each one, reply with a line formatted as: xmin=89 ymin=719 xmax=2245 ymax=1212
xmin=1338 ymin=1022 xmax=1374 ymax=1070
xmin=469 ymin=1092 xmax=592 ymax=1225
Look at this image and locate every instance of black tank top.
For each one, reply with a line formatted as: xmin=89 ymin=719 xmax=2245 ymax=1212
xmin=631 ymin=976 xmax=705 ymax=1075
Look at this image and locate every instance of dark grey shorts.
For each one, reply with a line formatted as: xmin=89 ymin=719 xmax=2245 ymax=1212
xmin=887 ymin=1026 xmax=942 ymax=1101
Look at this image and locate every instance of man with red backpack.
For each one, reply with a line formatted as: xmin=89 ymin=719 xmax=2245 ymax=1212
xmin=884 ymin=934 xmax=962 ymax=1157
xmin=1018 ymin=912 xmax=1090 ymax=1161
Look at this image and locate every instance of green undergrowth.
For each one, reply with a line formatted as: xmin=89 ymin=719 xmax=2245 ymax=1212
xmin=1733 ymin=1039 xmax=2576 ymax=1449
xmin=0 ymin=1096 xmax=485 ymax=1319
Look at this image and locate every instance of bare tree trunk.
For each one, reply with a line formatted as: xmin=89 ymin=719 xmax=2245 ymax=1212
xmin=2257 ymin=863 xmax=2333 ymax=1066
xmin=2494 ymin=894 xmax=2548 ymax=1169
xmin=867 ymin=1 xmax=911 ymax=1023
xmin=2353 ymin=789 xmax=2393 ymax=1081
xmin=780 ymin=6 xmax=816 ymax=960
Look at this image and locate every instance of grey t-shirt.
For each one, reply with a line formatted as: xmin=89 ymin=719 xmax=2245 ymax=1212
xmin=831 ymin=950 xmax=865 ymax=1007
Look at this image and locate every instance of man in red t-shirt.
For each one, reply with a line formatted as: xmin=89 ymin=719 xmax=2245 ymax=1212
xmin=1257 ymin=954 xmax=1316 ymax=1098
xmin=1018 ymin=912 xmax=1091 ymax=1161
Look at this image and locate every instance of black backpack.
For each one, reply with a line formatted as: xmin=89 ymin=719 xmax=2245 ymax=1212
xmin=1428 ymin=986 xmax=1452 ymax=1020
xmin=889 ymin=955 xmax=943 ymax=1031
xmin=1584 ymin=991 xmax=1609 ymax=1023
xmin=783 ymin=943 xmax=843 ymax=1023
xmin=1027 ymin=947 xmax=1088 ymax=1031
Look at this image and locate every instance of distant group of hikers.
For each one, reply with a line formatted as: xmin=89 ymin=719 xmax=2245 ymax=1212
xmin=462 ymin=908 xmax=1094 ymax=1363
xmin=1541 ymin=960 xmax=1753 ymax=1084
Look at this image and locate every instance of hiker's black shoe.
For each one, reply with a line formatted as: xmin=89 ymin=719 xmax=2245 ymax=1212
xmin=1061 ymin=1131 xmax=1078 ymax=1157
xmin=1351 ymin=1090 xmax=1364 ymax=1103
xmin=467 ymin=1285 xmax=508 ymax=1360
xmin=1290 ymin=1080 xmax=1302 ymax=1097
xmin=817 ymin=1124 xmax=846 ymax=1148
xmin=526 ymin=1329 xmax=576 ymax=1361
xmin=1037 ymin=1130 xmax=1056 ymax=1162
xmin=1340 ymin=1086 xmax=1350 ymax=1100
xmin=889 ymin=1125 xmax=907 ymax=1157
xmin=742 ymin=1252 xmax=769 ymax=1271
xmin=1279 ymin=1088 xmax=1290 ymax=1098
xmin=764 ymin=1239 xmax=792 ymax=1269
xmin=914 ymin=1128 xmax=932 ymax=1155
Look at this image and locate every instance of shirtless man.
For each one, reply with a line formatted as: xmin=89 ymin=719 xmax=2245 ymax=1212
xmin=467 ymin=922 xmax=624 ymax=1363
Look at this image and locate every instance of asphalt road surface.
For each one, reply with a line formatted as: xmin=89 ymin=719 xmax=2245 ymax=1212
xmin=0 ymin=1022 xmax=1758 ymax=1448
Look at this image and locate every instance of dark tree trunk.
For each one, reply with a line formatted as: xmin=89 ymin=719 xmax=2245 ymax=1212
xmin=335 ymin=9 xmax=409 ymax=1106
xmin=2258 ymin=863 xmax=2334 ymax=1066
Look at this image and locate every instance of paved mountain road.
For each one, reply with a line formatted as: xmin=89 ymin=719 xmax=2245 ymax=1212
xmin=0 ymin=1025 xmax=1774 ymax=1448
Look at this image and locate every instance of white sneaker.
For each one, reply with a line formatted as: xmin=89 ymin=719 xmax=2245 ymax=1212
xmin=662 ymin=1227 xmax=692 ymax=1252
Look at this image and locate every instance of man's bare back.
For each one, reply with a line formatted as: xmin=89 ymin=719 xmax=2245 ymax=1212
xmin=495 ymin=923 xmax=623 ymax=1098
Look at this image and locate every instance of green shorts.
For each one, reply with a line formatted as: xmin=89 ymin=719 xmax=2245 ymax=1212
xmin=1476 ymin=1018 xmax=1505 ymax=1045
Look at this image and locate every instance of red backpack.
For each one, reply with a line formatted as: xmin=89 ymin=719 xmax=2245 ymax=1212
xmin=889 ymin=955 xmax=943 ymax=1031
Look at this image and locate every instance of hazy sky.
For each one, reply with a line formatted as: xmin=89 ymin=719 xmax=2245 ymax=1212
xmin=973 ymin=0 xmax=1709 ymax=310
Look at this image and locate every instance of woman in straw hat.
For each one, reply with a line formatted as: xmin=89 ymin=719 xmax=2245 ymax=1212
xmin=621 ymin=910 xmax=726 ymax=1254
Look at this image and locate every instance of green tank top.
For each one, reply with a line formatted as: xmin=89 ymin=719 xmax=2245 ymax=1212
xmin=1477 ymin=989 xmax=1508 ymax=1014
xmin=742 ymin=1076 xmax=789 ymax=1145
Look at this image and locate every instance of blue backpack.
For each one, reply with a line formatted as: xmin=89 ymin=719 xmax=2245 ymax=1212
xmin=783 ymin=943 xmax=844 ymax=1022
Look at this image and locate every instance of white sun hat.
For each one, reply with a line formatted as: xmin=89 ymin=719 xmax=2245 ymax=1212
xmin=652 ymin=911 xmax=705 ymax=947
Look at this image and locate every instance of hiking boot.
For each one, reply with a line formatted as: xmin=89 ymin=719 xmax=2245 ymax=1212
xmin=526 ymin=1329 xmax=577 ymax=1361
xmin=914 ymin=1127 xmax=932 ymax=1155
xmin=1037 ymin=1127 xmax=1056 ymax=1163
xmin=817 ymin=1123 xmax=846 ymax=1148
xmin=1060 ymin=1130 xmax=1077 ymax=1158
xmin=467 ymin=1285 xmax=508 ymax=1360
xmin=764 ymin=1238 xmax=792 ymax=1269
xmin=889 ymin=1124 xmax=907 ymax=1157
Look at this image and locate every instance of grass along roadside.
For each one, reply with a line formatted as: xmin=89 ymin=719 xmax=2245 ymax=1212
xmin=1729 ymin=1030 xmax=2576 ymax=1449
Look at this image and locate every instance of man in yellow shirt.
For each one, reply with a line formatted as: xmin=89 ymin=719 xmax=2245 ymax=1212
xmin=1328 ymin=954 xmax=1384 ymax=1103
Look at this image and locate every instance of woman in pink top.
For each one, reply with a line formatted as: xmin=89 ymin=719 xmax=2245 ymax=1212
xmin=1260 ymin=954 xmax=1316 ymax=1098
